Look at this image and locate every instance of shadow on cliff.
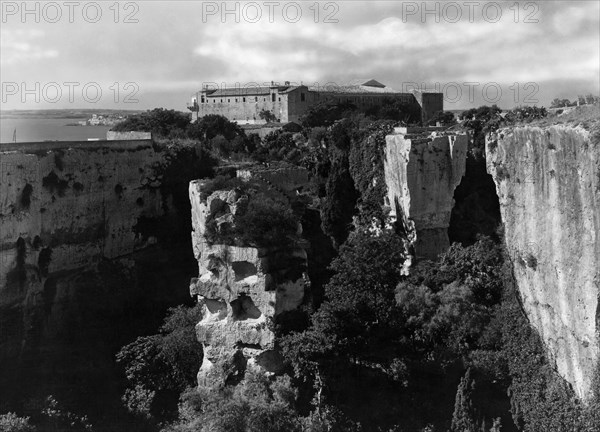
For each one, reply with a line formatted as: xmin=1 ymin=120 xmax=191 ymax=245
xmin=449 ymin=154 xmax=501 ymax=245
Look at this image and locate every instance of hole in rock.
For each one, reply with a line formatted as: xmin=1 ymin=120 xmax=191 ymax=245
xmin=232 ymin=261 xmax=257 ymax=282
xmin=230 ymin=294 xmax=261 ymax=321
xmin=204 ymin=298 xmax=226 ymax=314
xmin=38 ymin=247 xmax=52 ymax=278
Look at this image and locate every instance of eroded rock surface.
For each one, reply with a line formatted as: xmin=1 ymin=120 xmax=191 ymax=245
xmin=0 ymin=141 xmax=165 ymax=295
xmin=384 ymin=127 xmax=468 ymax=260
xmin=188 ymin=168 xmax=309 ymax=386
xmin=486 ymin=121 xmax=600 ymax=400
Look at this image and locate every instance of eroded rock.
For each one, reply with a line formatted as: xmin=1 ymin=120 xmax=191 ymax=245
xmin=384 ymin=127 xmax=468 ymax=260
xmin=188 ymin=169 xmax=309 ymax=386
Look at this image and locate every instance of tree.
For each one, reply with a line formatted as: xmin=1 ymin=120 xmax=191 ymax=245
xmin=320 ymin=119 xmax=359 ymax=247
xmin=259 ymin=109 xmax=278 ymax=123
xmin=300 ymin=100 xmax=357 ymax=128
xmin=550 ymin=98 xmax=572 ymax=108
xmin=165 ymin=371 xmax=303 ymax=432
xmin=187 ymin=114 xmax=246 ymax=142
xmin=427 ymin=111 xmax=456 ymax=126
xmin=111 ymin=108 xmax=191 ymax=138
xmin=116 ymin=305 xmax=203 ymax=420
xmin=282 ymin=229 xmax=407 ymax=382
xmin=460 ymin=105 xmax=503 ymax=156
xmin=450 ymin=369 xmax=479 ymax=432
xmin=0 ymin=413 xmax=36 ymax=432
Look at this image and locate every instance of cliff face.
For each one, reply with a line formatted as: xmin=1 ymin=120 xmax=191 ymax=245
xmin=0 ymin=141 xmax=165 ymax=291
xmin=0 ymin=140 xmax=168 ymax=360
xmin=384 ymin=127 xmax=468 ymax=260
xmin=486 ymin=121 xmax=600 ymax=400
xmin=188 ymin=170 xmax=309 ymax=385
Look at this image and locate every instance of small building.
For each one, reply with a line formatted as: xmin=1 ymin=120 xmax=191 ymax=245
xmin=187 ymin=79 xmax=443 ymax=125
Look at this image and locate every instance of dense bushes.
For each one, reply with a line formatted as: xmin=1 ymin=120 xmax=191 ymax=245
xmin=116 ymin=305 xmax=203 ymax=421
xmin=281 ymin=235 xmax=511 ymax=430
xmin=348 ymin=120 xmax=396 ymax=225
xmin=111 ymin=108 xmax=192 ymax=138
xmin=460 ymin=105 xmax=548 ymax=157
xmin=201 ymin=175 xmax=302 ymax=248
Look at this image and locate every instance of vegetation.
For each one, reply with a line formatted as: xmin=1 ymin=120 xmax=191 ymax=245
xmin=9 ymin=99 xmax=596 ymax=432
xmin=111 ymin=108 xmax=192 ymax=138
xmin=203 ymin=182 xmax=302 ymax=248
xmin=116 ymin=305 xmax=203 ymax=421
xmin=550 ymin=94 xmax=599 ymax=108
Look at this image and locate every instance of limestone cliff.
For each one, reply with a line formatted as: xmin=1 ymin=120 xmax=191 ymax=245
xmin=0 ymin=140 xmax=165 ymax=291
xmin=0 ymin=140 xmax=168 ymax=361
xmin=486 ymin=116 xmax=600 ymax=400
xmin=188 ymin=168 xmax=309 ymax=385
xmin=384 ymin=127 xmax=468 ymax=260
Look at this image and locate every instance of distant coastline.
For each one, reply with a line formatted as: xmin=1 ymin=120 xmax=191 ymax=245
xmin=0 ymin=109 xmax=144 ymax=143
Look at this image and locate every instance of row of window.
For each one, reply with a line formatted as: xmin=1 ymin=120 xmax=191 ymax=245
xmin=200 ymin=95 xmax=284 ymax=104
xmin=200 ymin=92 xmax=308 ymax=104
xmin=198 ymin=93 xmax=411 ymax=105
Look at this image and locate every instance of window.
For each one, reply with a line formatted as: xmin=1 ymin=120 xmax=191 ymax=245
xmin=255 ymin=97 xmax=258 ymax=102
xmin=228 ymin=99 xmax=230 ymax=103
xmin=235 ymin=98 xmax=238 ymax=102
xmin=201 ymin=95 xmax=205 ymax=103
xmin=278 ymin=97 xmax=281 ymax=101
xmin=263 ymin=98 xmax=266 ymax=102
xmin=243 ymin=97 xmax=246 ymax=102
xmin=271 ymin=93 xmax=276 ymax=102
xmin=301 ymin=92 xmax=306 ymax=102
xmin=220 ymin=99 xmax=223 ymax=102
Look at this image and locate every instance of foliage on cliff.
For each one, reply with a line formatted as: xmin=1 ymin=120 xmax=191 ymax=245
xmin=162 ymin=370 xmax=364 ymax=432
xmin=281 ymin=235 xmax=512 ymax=430
xmin=116 ymin=305 xmax=203 ymax=421
xmin=201 ymin=175 xmax=303 ymax=248
xmin=493 ymin=275 xmax=600 ymax=432
xmin=348 ymin=120 xmax=396 ymax=226
xmin=460 ymin=105 xmax=547 ymax=157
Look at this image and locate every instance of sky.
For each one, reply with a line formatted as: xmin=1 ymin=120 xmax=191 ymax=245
xmin=1 ymin=0 xmax=599 ymax=111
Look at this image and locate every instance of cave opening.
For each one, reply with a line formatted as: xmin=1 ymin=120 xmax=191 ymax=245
xmin=232 ymin=261 xmax=257 ymax=281
xmin=448 ymin=155 xmax=501 ymax=245
xmin=230 ymin=294 xmax=262 ymax=321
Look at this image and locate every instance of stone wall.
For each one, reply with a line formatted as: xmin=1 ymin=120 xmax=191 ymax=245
xmin=0 ymin=139 xmax=166 ymax=306
xmin=384 ymin=127 xmax=468 ymax=260
xmin=486 ymin=122 xmax=600 ymax=400
xmin=106 ymin=131 xmax=152 ymax=140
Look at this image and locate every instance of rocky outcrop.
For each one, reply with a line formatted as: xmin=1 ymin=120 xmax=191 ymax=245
xmin=0 ymin=140 xmax=165 ymax=294
xmin=486 ymin=119 xmax=600 ymax=400
xmin=0 ymin=140 xmax=169 ymax=363
xmin=188 ymin=169 xmax=309 ymax=386
xmin=384 ymin=127 xmax=468 ymax=260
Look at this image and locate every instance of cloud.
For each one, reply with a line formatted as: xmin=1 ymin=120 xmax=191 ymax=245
xmin=0 ymin=1 xmax=597 ymax=110
xmin=0 ymin=29 xmax=59 ymax=65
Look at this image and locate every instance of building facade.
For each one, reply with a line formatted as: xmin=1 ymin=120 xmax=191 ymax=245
xmin=188 ymin=80 xmax=443 ymax=125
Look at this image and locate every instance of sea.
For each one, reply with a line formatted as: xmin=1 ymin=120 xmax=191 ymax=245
xmin=0 ymin=117 xmax=112 ymax=144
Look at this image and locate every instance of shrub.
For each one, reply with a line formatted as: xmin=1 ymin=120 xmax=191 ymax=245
xmin=117 ymin=304 xmax=203 ymax=420
xmin=234 ymin=193 xmax=299 ymax=247
xmin=0 ymin=413 xmax=36 ymax=432
xmin=111 ymin=108 xmax=191 ymax=138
